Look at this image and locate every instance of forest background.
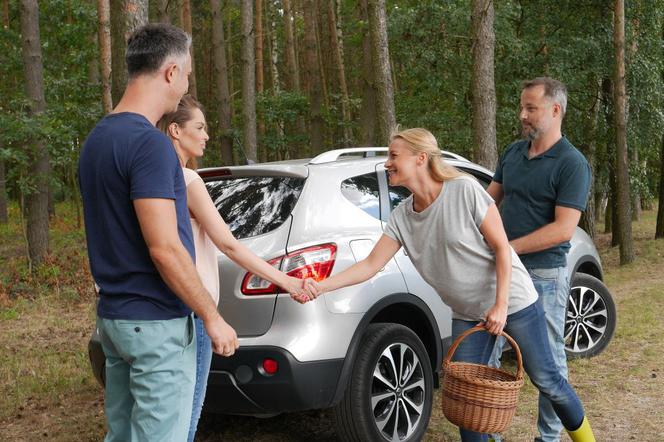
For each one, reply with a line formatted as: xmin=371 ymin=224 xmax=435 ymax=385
xmin=1 ymin=1 xmax=664 ymax=440
xmin=2 ymin=1 xmax=664 ymax=289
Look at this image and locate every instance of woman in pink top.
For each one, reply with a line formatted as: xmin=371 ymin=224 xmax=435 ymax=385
xmin=158 ymin=95 xmax=305 ymax=442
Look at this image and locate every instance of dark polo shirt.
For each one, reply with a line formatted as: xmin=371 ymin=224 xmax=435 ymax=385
xmin=493 ymin=136 xmax=591 ymax=269
xmin=79 ymin=112 xmax=195 ymax=320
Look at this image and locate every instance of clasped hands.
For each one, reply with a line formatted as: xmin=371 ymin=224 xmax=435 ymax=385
xmin=288 ymin=277 xmax=322 ymax=304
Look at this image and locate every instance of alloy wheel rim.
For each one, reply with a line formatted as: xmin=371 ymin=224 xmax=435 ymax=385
xmin=371 ymin=342 xmax=425 ymax=441
xmin=565 ymin=285 xmax=609 ymax=354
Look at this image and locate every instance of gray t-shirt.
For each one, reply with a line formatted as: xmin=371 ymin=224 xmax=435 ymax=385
xmin=384 ymin=176 xmax=537 ymax=321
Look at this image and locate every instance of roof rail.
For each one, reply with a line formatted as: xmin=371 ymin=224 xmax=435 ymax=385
xmin=441 ymin=151 xmax=470 ymax=162
xmin=308 ymin=147 xmax=470 ymax=165
xmin=309 ymin=147 xmax=387 ymax=164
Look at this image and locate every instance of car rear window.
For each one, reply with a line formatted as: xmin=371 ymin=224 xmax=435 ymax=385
xmin=341 ymin=172 xmax=381 ymax=220
xmin=386 ymin=167 xmax=491 ymax=212
xmin=205 ymin=176 xmax=305 ymax=239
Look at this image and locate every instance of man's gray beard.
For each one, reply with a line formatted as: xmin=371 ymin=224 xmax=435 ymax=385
xmin=522 ymin=127 xmax=541 ymax=141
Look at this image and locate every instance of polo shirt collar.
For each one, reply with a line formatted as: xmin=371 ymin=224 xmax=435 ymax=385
xmin=521 ymin=135 xmax=568 ymax=160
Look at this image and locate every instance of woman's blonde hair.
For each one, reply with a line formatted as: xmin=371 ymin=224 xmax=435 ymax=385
xmin=389 ymin=127 xmax=465 ymax=182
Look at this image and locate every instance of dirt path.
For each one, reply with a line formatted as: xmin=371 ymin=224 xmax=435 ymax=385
xmin=2 ymin=228 xmax=663 ymax=441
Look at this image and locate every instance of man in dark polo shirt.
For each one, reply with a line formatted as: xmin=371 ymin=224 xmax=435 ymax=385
xmin=487 ymin=77 xmax=591 ymax=442
xmin=79 ymin=24 xmax=238 ymax=441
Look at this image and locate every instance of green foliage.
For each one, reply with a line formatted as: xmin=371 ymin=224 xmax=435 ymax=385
xmin=0 ymin=0 xmax=662 ymax=212
xmin=257 ymin=90 xmax=310 ymax=159
xmin=1 ymin=0 xmax=101 ymax=204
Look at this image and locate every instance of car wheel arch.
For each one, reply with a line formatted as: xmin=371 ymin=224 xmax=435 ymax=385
xmin=571 ymin=255 xmax=603 ymax=281
xmin=329 ymin=293 xmax=443 ymax=406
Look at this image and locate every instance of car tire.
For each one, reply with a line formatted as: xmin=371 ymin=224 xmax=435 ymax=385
xmin=333 ymin=323 xmax=433 ymax=442
xmin=565 ymin=273 xmax=617 ymax=359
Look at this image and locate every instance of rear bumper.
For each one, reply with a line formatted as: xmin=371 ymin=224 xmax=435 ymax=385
xmin=87 ymin=336 xmax=343 ymax=415
xmin=205 ymin=346 xmax=343 ymax=415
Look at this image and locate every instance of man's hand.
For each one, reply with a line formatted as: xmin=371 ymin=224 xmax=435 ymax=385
xmin=205 ymin=315 xmax=239 ymax=357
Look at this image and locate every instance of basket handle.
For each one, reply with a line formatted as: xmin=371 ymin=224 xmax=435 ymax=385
xmin=444 ymin=324 xmax=524 ymax=381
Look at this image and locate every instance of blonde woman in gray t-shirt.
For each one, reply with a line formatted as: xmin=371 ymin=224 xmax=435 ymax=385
xmin=299 ymin=128 xmax=595 ymax=442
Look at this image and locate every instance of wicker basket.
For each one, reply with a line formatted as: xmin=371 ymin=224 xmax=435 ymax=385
xmin=441 ymin=325 xmax=524 ymax=434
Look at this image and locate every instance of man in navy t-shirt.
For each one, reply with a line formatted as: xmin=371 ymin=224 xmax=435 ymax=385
xmin=79 ymin=23 xmax=238 ymax=442
xmin=487 ymin=78 xmax=592 ymax=442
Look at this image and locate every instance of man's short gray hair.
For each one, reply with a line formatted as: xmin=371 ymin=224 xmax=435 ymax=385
xmin=126 ymin=23 xmax=192 ymax=79
xmin=522 ymin=77 xmax=568 ymax=117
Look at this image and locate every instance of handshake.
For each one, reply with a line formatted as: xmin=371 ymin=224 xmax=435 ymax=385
xmin=287 ymin=277 xmax=323 ymax=304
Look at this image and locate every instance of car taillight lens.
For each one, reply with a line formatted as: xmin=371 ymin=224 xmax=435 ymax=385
xmin=241 ymin=243 xmax=337 ymax=295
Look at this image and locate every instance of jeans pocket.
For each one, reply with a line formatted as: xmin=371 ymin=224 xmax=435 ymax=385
xmin=529 ymin=268 xmax=559 ymax=281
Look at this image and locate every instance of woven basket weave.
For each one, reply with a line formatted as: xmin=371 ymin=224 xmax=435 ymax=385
xmin=441 ymin=325 xmax=524 ymax=434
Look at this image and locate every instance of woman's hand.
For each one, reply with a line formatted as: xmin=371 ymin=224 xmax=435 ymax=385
xmin=288 ymin=278 xmax=324 ymax=304
xmin=483 ymin=303 xmax=508 ymax=336
xmin=280 ymin=275 xmax=309 ymax=303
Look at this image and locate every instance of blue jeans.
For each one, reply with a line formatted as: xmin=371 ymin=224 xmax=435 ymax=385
xmin=489 ymin=267 xmax=570 ymax=442
xmin=188 ymin=317 xmax=213 ymax=442
xmin=451 ymin=299 xmax=584 ymax=442
xmin=97 ymin=314 xmax=197 ymax=442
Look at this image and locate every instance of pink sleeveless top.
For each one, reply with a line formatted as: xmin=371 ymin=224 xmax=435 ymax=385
xmin=182 ymin=168 xmax=220 ymax=305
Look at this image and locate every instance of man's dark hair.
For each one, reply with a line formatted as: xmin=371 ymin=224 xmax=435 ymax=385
xmin=126 ymin=23 xmax=191 ymax=79
xmin=522 ymin=77 xmax=568 ymax=117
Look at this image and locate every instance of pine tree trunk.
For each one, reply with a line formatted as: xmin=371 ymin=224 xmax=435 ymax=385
xmin=211 ymin=0 xmax=233 ymax=166
xmin=255 ymin=0 xmax=267 ymax=162
xmin=656 ymin=133 xmax=664 ymax=239
xmin=303 ymin=0 xmax=324 ymax=153
xmin=255 ymin=0 xmax=264 ymax=94
xmin=327 ymin=0 xmax=351 ymax=145
xmin=181 ymin=0 xmax=197 ymax=98
xmin=267 ymin=3 xmax=280 ymax=93
xmin=367 ymin=0 xmax=395 ymax=146
xmin=0 ymin=152 xmax=7 ymax=224
xmin=282 ymin=0 xmax=299 ymax=91
xmin=579 ymin=77 xmax=601 ymax=239
xmin=315 ymin=2 xmax=330 ymax=111
xmin=628 ymin=16 xmax=641 ymax=222
xmin=266 ymin=1 xmax=284 ymax=159
xmin=241 ymin=0 xmax=257 ymax=162
xmin=605 ymin=192 xmax=613 ymax=235
xmin=470 ymin=0 xmax=498 ymax=170
xmin=1 ymin=1 xmax=9 ymax=224
xmin=2 ymin=0 xmax=8 ymax=28
xmin=97 ymin=0 xmax=112 ymax=113
xmin=358 ymin=0 xmax=376 ymax=146
xmin=110 ymin=0 xmax=148 ymax=104
xmin=226 ymin=7 xmax=235 ymax=120
xmin=631 ymin=147 xmax=641 ymax=221
xmin=613 ymin=0 xmax=634 ymax=264
xmin=155 ymin=0 xmax=170 ymax=23
xmin=20 ymin=0 xmax=50 ymax=267
xmin=282 ymin=0 xmax=306 ymax=158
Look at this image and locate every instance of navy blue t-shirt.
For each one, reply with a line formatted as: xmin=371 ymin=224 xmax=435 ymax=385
xmin=78 ymin=112 xmax=195 ymax=320
xmin=493 ymin=136 xmax=591 ymax=269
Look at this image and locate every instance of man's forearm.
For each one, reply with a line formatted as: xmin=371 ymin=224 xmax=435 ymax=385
xmin=150 ymin=244 xmax=220 ymax=321
xmin=510 ymin=222 xmax=572 ymax=255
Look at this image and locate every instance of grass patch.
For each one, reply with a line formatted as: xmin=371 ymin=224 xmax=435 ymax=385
xmin=0 ymin=202 xmax=102 ymax=441
xmin=2 ymin=202 xmax=664 ymax=441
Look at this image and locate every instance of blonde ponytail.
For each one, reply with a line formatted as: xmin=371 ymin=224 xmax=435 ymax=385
xmin=389 ymin=127 xmax=466 ymax=183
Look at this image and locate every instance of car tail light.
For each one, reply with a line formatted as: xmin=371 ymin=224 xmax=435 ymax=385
xmin=241 ymin=243 xmax=337 ymax=295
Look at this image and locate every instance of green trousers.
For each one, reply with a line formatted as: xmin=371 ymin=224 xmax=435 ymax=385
xmin=97 ymin=314 xmax=197 ymax=442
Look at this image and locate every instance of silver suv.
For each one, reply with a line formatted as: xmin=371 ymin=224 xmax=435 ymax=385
xmin=88 ymin=148 xmax=616 ymax=441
